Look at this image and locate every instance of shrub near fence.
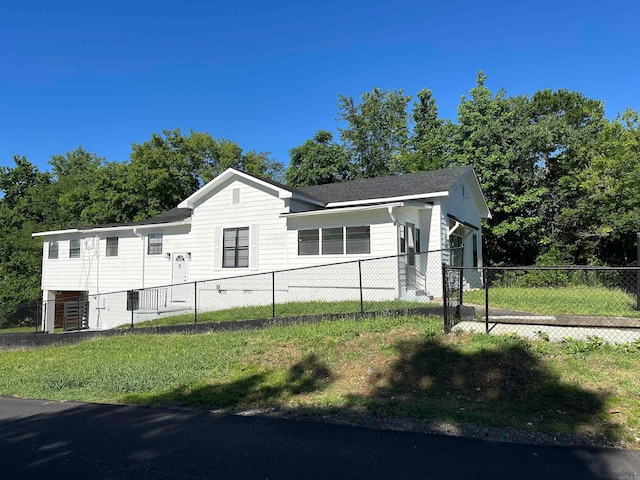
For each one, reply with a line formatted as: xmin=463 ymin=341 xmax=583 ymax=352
xmin=447 ymin=266 xmax=640 ymax=345
xmin=0 ymin=301 xmax=41 ymax=333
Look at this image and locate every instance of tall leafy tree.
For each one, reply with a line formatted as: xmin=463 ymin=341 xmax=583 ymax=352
xmin=128 ymin=129 xmax=284 ymax=218
xmin=338 ymin=87 xmax=411 ymax=178
xmin=395 ymin=88 xmax=452 ymax=173
xmin=525 ymin=89 xmax=605 ymax=257
xmin=0 ymin=157 xmax=55 ymax=309
xmin=49 ymin=147 xmax=106 ymax=226
xmin=285 ymin=130 xmax=351 ymax=186
xmin=452 ymin=72 xmax=544 ymax=265
xmin=558 ymin=110 xmax=640 ymax=264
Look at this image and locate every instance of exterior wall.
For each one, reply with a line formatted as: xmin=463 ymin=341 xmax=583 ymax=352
xmin=283 ymin=208 xmax=399 ymax=304
xmin=186 ymin=177 xmax=289 ymax=278
xmin=440 ymin=175 xmax=485 ymax=289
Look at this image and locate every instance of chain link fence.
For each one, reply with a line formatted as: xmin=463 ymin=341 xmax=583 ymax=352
xmin=0 ymin=301 xmax=42 ymax=333
xmin=445 ymin=266 xmax=640 ymax=345
xmin=84 ymin=250 xmax=451 ymax=330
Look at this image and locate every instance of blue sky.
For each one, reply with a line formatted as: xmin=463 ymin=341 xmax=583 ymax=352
xmin=2 ymin=0 xmax=639 ymax=172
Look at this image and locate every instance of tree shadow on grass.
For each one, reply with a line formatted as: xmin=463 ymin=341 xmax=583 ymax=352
xmin=122 ymin=353 xmax=333 ymax=410
xmin=346 ymin=335 xmax=621 ymax=442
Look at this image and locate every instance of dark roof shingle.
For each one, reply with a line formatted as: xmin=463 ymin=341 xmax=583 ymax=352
xmin=77 ymin=208 xmax=193 ymax=230
xmin=294 ymin=165 xmax=473 ymax=204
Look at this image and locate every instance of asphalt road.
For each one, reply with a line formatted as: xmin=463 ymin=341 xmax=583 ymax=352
xmin=0 ymin=397 xmax=638 ymax=479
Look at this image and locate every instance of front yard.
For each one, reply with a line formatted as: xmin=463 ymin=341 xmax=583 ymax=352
xmin=1 ymin=314 xmax=639 ymax=448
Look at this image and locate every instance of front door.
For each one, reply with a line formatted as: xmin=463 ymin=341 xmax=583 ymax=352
xmin=406 ymin=223 xmax=416 ymax=266
xmin=171 ymin=253 xmax=189 ymax=302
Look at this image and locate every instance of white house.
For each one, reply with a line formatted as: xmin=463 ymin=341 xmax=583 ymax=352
xmin=33 ymin=165 xmax=490 ymax=331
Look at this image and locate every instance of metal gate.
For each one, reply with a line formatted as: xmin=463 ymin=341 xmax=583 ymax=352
xmin=63 ymin=301 xmax=89 ymax=331
xmin=442 ymin=264 xmax=463 ymax=334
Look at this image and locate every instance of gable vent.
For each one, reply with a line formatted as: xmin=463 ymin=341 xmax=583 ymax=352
xmin=232 ymin=188 xmax=240 ymax=205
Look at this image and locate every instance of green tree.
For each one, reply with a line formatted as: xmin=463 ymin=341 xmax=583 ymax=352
xmin=128 ymin=129 xmax=284 ymax=218
xmin=49 ymin=147 xmax=106 ymax=226
xmin=285 ymin=130 xmax=351 ymax=186
xmin=452 ymin=72 xmax=545 ymax=265
xmin=395 ymin=88 xmax=452 ymax=173
xmin=338 ymin=87 xmax=411 ymax=178
xmin=559 ymin=110 xmax=640 ymax=264
xmin=0 ymin=157 xmax=55 ymax=310
xmin=525 ymin=89 xmax=605 ymax=260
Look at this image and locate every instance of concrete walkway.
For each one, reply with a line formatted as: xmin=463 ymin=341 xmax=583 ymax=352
xmin=455 ymin=320 xmax=640 ymax=343
xmin=1 ymin=397 xmax=639 ymax=479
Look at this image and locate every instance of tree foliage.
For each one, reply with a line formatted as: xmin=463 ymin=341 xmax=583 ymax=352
xmin=285 ymin=130 xmax=351 ymax=186
xmin=337 ymin=87 xmax=411 ymax=178
xmin=2 ymin=77 xmax=639 ymax=311
xmin=0 ymin=130 xmax=283 ymax=307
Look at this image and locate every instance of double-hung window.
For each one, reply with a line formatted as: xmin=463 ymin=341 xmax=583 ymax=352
xmin=223 ymin=227 xmax=249 ymax=268
xmin=106 ymin=237 xmax=118 ymax=257
xmin=69 ymin=239 xmax=81 ymax=258
xmin=148 ymin=233 xmax=163 ymax=255
xmin=48 ymin=241 xmax=59 ymax=259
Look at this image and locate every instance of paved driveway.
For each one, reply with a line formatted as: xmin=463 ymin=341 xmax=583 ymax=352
xmin=0 ymin=397 xmax=638 ymax=479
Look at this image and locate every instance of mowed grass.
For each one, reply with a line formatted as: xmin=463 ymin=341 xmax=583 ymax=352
xmin=0 ymin=325 xmax=39 ymax=333
xmin=131 ymin=299 xmax=436 ymax=328
xmin=464 ymin=286 xmax=640 ymax=317
xmin=1 ymin=315 xmax=639 ymax=446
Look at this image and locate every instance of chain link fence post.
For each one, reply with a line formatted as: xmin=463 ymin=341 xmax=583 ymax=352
xmin=194 ymin=281 xmax=198 ymax=325
xmin=442 ymin=263 xmax=449 ymax=334
xmin=358 ymin=260 xmax=364 ymax=315
xmin=484 ymin=267 xmax=489 ymax=334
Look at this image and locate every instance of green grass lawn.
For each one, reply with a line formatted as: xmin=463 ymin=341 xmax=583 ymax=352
xmin=464 ymin=286 xmax=640 ymax=317
xmin=0 ymin=325 xmax=40 ymax=333
xmin=131 ymin=299 xmax=437 ymax=328
xmin=1 ymin=314 xmax=639 ymax=447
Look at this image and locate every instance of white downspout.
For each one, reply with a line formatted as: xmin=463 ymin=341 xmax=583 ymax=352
xmin=133 ymin=228 xmax=145 ymax=288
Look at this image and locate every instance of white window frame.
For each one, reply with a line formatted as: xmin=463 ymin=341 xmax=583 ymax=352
xmin=223 ymin=227 xmax=249 ymax=268
xmin=148 ymin=233 xmax=163 ymax=255
xmin=298 ymin=229 xmax=320 ymax=256
xmin=48 ymin=241 xmax=59 ymax=259
xmin=106 ymin=237 xmax=119 ymax=257
xmin=69 ymin=239 xmax=81 ymax=258
xmin=297 ymin=226 xmax=371 ymax=256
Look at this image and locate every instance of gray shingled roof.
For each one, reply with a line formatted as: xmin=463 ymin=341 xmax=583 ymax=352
xmin=73 ymin=166 xmax=472 ymax=230
xmin=77 ymin=208 xmax=193 ymax=230
xmin=294 ymin=165 xmax=473 ymax=204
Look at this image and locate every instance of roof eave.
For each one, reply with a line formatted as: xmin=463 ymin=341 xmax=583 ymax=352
xmin=32 ymin=218 xmax=192 ymax=238
xmin=177 ymin=168 xmax=323 ymax=208
xmin=324 ymin=191 xmax=448 ymax=208
xmin=280 ymin=201 xmax=432 ymax=218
